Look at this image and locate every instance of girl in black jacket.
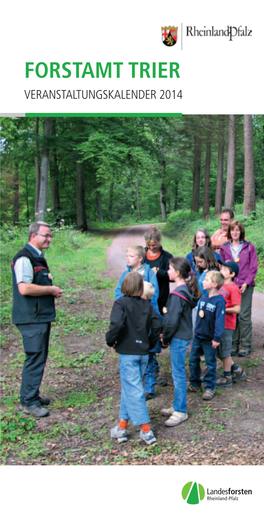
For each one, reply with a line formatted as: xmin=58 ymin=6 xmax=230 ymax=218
xmin=106 ymin=272 xmax=161 ymax=445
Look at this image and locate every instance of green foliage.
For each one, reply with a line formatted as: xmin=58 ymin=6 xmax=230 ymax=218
xmin=2 ymin=115 xmax=263 ymax=226
xmin=1 ymin=225 xmax=29 ymax=324
xmin=243 ymin=357 xmax=260 ymax=368
xmin=255 ymin=268 xmax=264 ymax=291
xmin=0 ymin=411 xmax=36 ymax=443
xmin=56 ymin=311 xmax=108 ymax=336
xmin=253 ymin=115 xmax=264 ymax=200
xmin=164 ymin=210 xmax=201 ymax=236
xmin=50 ymin=347 xmax=106 ymax=369
xmin=162 ymin=200 xmax=264 ymax=291
xmin=0 ymin=225 xmax=112 ymax=324
xmin=55 ymin=390 xmax=98 ymax=408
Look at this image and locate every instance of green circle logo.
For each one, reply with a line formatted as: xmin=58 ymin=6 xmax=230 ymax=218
xmin=182 ymin=482 xmax=205 ymax=505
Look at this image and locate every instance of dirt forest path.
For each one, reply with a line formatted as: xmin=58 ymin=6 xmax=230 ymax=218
xmin=3 ymin=225 xmax=263 ymax=465
xmin=107 ymin=224 xmax=152 ymax=277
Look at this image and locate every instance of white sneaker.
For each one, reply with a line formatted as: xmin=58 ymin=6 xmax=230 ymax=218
xmin=139 ymin=429 xmax=157 ymax=445
xmin=160 ymin=406 xmax=174 ymax=417
xmin=110 ymin=425 xmax=128 ymax=443
xmin=164 ymin=411 xmax=188 ymax=427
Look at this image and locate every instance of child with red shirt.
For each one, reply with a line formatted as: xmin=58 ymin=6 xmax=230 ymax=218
xmin=217 ymin=260 xmax=245 ymax=387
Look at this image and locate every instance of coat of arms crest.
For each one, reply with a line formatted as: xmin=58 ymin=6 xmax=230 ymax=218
xmin=161 ymin=26 xmax=178 ymax=46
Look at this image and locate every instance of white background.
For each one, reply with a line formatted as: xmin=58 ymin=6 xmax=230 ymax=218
xmin=1 ymin=0 xmax=263 ymax=114
xmin=0 ymin=1 xmax=263 ymax=525
xmin=0 ymin=466 xmax=262 ymax=526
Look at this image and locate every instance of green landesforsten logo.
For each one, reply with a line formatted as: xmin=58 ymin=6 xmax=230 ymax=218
xmin=182 ymin=482 xmax=205 ymax=505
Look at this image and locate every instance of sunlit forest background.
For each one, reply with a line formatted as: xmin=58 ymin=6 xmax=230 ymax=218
xmin=1 ymin=115 xmax=263 ymax=228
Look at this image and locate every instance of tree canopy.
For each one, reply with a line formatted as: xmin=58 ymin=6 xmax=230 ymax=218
xmin=1 ymin=115 xmax=263 ymax=227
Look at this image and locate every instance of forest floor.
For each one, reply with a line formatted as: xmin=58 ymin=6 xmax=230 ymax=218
xmin=1 ymin=225 xmax=264 ymax=465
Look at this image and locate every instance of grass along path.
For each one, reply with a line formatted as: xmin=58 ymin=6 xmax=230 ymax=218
xmin=1 ymin=224 xmax=264 ymax=465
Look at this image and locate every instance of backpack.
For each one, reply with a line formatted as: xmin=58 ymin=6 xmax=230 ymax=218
xmin=171 ymin=291 xmax=189 ymax=302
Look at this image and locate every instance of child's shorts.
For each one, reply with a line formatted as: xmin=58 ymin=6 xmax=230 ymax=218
xmin=217 ymin=328 xmax=233 ymax=359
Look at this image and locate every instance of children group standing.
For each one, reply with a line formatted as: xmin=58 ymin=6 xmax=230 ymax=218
xmin=106 ymin=232 xmax=247 ymax=445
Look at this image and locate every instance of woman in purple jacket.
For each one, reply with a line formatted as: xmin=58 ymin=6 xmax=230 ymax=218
xmin=220 ymin=221 xmax=258 ymax=357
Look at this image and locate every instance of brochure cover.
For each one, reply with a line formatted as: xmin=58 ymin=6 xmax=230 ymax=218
xmin=1 ymin=1 xmax=263 ymax=527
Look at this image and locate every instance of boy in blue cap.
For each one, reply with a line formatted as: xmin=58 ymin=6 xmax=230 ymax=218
xmin=217 ymin=260 xmax=245 ymax=387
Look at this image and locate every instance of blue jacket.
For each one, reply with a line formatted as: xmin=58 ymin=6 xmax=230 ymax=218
xmin=195 ymin=293 xmax=226 ymax=342
xmin=196 ymin=270 xmax=208 ymax=295
xmin=114 ymin=263 xmax=160 ymax=316
xmin=186 ymin=251 xmax=221 ymax=273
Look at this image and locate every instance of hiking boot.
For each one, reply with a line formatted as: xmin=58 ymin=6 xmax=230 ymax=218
xmin=188 ymin=384 xmax=202 ymax=393
xmin=139 ymin=429 xmax=157 ymax=445
xmin=231 ymin=343 xmax=239 ymax=356
xmin=160 ymin=406 xmax=174 ymax=417
xmin=238 ymin=349 xmax=250 ymax=357
xmin=202 ymin=389 xmax=215 ymax=401
xmin=155 ymin=375 xmax=167 ymax=387
xmin=164 ymin=412 xmax=188 ymax=427
xmin=19 ymin=404 xmax=49 ymax=418
xmin=231 ymin=366 xmax=246 ymax=382
xmin=200 ymin=367 xmax=208 ymax=382
xmin=39 ymin=396 xmax=50 ymax=406
xmin=145 ymin=393 xmax=155 ymax=401
xmin=110 ymin=425 xmax=128 ymax=443
xmin=216 ymin=375 xmax=233 ymax=388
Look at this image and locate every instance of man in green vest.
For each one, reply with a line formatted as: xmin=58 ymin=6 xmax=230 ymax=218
xmin=12 ymin=221 xmax=63 ymax=418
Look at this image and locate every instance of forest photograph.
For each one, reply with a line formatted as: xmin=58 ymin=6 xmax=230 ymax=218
xmin=1 ymin=115 xmax=263 ymax=227
xmin=0 ymin=114 xmax=264 ymax=465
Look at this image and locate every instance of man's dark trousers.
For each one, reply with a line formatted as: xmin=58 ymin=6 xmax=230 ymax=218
xmin=17 ymin=322 xmax=51 ymax=406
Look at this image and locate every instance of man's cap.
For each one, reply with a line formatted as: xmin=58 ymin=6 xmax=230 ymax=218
xmin=219 ymin=260 xmax=239 ymax=277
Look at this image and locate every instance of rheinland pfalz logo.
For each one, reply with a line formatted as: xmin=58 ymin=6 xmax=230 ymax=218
xmin=186 ymin=25 xmax=252 ymax=42
xmin=182 ymin=482 xmax=205 ymax=505
xmin=162 ymin=26 xmax=178 ymax=46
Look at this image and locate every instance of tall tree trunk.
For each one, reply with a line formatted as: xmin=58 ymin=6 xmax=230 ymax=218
xmin=76 ymin=161 xmax=88 ymax=230
xmin=96 ymin=190 xmax=103 ymax=222
xmin=202 ymin=128 xmax=212 ymax=218
xmin=135 ymin=175 xmax=141 ymax=220
xmin=109 ymin=178 xmax=114 ymax=221
xmin=224 ymin=115 xmax=236 ymax=209
xmin=243 ymin=115 xmax=255 ymax=216
xmin=174 ymin=179 xmax=179 ymax=211
xmin=191 ymin=134 xmax=202 ymax=212
xmin=34 ymin=117 xmax=41 ymax=217
xmin=215 ymin=116 xmax=225 ymax=217
xmin=37 ymin=117 xmax=52 ymax=221
xmin=159 ymin=175 xmax=166 ymax=220
xmin=13 ymin=164 xmax=19 ymax=225
xmin=159 ymin=159 xmax=167 ymax=219
xmin=160 ymin=183 xmax=166 ymax=219
xmin=25 ymin=172 xmax=30 ymax=222
xmin=50 ymin=119 xmax=60 ymax=216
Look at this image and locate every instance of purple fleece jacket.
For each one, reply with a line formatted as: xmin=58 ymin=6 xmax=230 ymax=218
xmin=220 ymin=240 xmax=258 ymax=287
